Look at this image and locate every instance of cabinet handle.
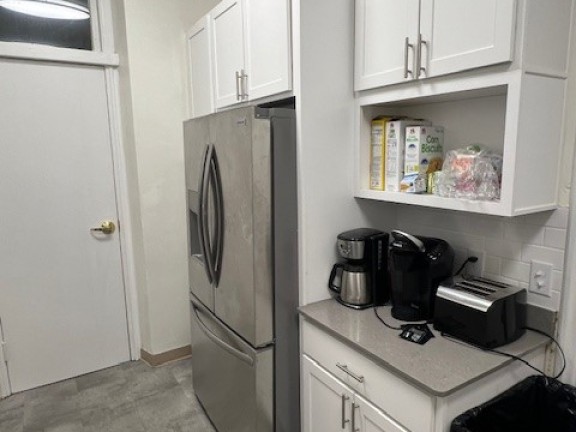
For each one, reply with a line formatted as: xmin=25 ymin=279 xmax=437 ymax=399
xmin=336 ymin=363 xmax=365 ymax=383
xmin=235 ymin=71 xmax=241 ymax=101
xmin=240 ymin=69 xmax=248 ymax=99
xmin=341 ymin=394 xmax=350 ymax=429
xmin=404 ymin=37 xmax=414 ymax=79
xmin=351 ymin=402 xmax=359 ymax=432
xmin=417 ymin=33 xmax=428 ymax=77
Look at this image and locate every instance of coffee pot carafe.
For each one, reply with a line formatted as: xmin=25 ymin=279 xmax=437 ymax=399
xmin=328 ymin=228 xmax=388 ymax=309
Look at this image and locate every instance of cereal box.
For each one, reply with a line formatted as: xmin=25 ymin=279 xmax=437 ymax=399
xmin=385 ymin=119 xmax=431 ymax=192
xmin=369 ymin=116 xmax=390 ymax=190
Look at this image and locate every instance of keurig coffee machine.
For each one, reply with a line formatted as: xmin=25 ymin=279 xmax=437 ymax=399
xmin=328 ymin=228 xmax=389 ymax=309
xmin=389 ymin=230 xmax=454 ymax=321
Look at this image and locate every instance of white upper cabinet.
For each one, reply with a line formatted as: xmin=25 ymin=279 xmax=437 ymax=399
xmin=354 ymin=0 xmax=420 ymax=90
xmin=187 ymin=17 xmax=214 ymax=118
xmin=211 ymin=0 xmax=246 ymax=109
xmin=354 ymin=0 xmax=516 ymax=91
xmin=419 ymin=0 xmax=516 ymax=79
xmin=353 ymin=0 xmax=573 ymax=216
xmin=206 ymin=0 xmax=291 ymax=110
xmin=245 ymin=0 xmax=292 ymax=101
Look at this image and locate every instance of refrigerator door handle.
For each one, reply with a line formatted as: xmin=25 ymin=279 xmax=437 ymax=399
xmin=198 ymin=144 xmax=215 ymax=284
xmin=191 ymin=300 xmax=255 ymax=367
xmin=210 ymin=147 xmax=224 ymax=286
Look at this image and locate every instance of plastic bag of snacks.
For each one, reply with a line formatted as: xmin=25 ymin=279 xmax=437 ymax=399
xmin=435 ymin=144 xmax=502 ymax=201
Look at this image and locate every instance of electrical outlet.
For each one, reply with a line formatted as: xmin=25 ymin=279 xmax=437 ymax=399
xmin=464 ymin=249 xmax=485 ymax=278
xmin=529 ymin=261 xmax=552 ymax=297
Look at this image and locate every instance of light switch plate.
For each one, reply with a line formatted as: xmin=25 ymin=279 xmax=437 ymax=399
xmin=529 ymin=261 xmax=552 ymax=297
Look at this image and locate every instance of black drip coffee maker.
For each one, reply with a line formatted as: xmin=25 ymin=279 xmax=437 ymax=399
xmin=328 ymin=228 xmax=389 ymax=309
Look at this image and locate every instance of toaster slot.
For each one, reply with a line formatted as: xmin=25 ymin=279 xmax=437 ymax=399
xmin=471 ymin=277 xmax=511 ymax=289
xmin=459 ymin=281 xmax=497 ymax=294
xmin=453 ymin=282 xmax=492 ymax=297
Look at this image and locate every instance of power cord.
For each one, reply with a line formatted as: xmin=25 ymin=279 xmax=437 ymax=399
xmin=523 ymin=326 xmax=566 ymax=379
xmin=373 ymin=306 xmax=402 ymax=330
xmin=455 ymin=256 xmax=478 ymax=276
xmin=441 ymin=327 xmax=566 ymax=380
xmin=374 ymin=306 xmax=433 ymax=331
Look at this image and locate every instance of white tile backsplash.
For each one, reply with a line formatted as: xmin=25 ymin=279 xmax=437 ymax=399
xmin=500 ymin=259 xmax=531 ymax=283
xmin=395 ymin=206 xmax=569 ymax=311
xmin=484 ymin=256 xmax=501 ymax=274
xmin=544 ymin=227 xmax=567 ymax=250
xmin=483 ymin=238 xmax=523 ymax=261
xmin=521 ymin=245 xmax=565 ymax=270
xmin=503 ymin=222 xmax=545 ymax=245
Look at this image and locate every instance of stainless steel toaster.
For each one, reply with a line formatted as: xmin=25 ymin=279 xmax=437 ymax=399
xmin=433 ymin=276 xmax=527 ymax=349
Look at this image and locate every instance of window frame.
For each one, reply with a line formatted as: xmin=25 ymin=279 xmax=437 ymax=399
xmin=0 ymin=0 xmax=118 ymax=66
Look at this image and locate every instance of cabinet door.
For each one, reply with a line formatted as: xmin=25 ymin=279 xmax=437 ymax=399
xmin=211 ymin=0 xmax=245 ymax=109
xmin=419 ymin=0 xmax=516 ymax=79
xmin=244 ymin=0 xmax=292 ymax=100
xmin=187 ymin=17 xmax=214 ymax=118
xmin=353 ymin=392 xmax=408 ymax=432
xmin=302 ymin=355 xmax=352 ymax=432
xmin=354 ymin=0 xmax=420 ymax=91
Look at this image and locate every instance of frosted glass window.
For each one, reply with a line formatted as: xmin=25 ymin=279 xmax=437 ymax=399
xmin=0 ymin=1 xmax=92 ymax=50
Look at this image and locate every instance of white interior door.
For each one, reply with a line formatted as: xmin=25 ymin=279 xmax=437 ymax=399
xmin=0 ymin=58 xmax=130 ymax=393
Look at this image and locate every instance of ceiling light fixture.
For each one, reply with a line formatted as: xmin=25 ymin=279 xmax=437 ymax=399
xmin=0 ymin=0 xmax=89 ymax=20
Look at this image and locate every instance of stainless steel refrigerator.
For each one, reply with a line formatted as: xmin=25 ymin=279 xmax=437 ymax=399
xmin=184 ymin=104 xmax=299 ymax=432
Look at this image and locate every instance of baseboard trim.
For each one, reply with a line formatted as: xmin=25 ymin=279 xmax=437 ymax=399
xmin=140 ymin=345 xmax=192 ymax=367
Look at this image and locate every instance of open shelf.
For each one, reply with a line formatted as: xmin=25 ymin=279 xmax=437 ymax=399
xmin=354 ymin=71 xmax=564 ymax=216
xmin=356 ymin=189 xmax=505 ymax=215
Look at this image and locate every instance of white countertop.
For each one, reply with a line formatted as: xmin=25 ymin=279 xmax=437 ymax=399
xmin=299 ymin=299 xmax=549 ymax=396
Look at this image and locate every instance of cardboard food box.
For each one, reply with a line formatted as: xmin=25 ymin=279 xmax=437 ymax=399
xmin=385 ymin=119 xmax=431 ymax=192
xmin=369 ymin=116 xmax=390 ymax=190
xmin=404 ymin=125 xmax=444 ymax=177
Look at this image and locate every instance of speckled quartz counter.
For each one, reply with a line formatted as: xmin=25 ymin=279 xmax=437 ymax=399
xmin=299 ymin=299 xmax=548 ymax=397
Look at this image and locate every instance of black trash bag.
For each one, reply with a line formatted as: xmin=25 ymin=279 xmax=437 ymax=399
xmin=451 ymin=375 xmax=576 ymax=432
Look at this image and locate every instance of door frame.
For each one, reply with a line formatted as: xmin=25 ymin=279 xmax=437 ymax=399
xmin=0 ymin=318 xmax=10 ymax=398
xmin=0 ymin=0 xmax=140 ymax=397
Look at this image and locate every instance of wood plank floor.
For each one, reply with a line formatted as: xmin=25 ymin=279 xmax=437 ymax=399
xmin=0 ymin=358 xmax=216 ymax=432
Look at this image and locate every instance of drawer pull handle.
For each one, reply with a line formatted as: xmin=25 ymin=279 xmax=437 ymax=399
xmin=417 ymin=33 xmax=428 ymax=77
xmin=336 ymin=363 xmax=365 ymax=383
xmin=404 ymin=37 xmax=414 ymax=79
xmin=352 ymin=402 xmax=359 ymax=432
xmin=341 ymin=394 xmax=350 ymax=429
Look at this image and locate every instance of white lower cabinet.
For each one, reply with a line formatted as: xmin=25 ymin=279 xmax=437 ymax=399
xmin=302 ymin=355 xmax=353 ymax=431
xmin=303 ymin=355 xmax=406 ymax=432
xmin=353 ymin=390 xmax=408 ymax=432
xmin=301 ymin=318 xmax=546 ymax=432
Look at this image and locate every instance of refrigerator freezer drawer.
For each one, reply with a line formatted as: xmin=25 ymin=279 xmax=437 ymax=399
xmin=190 ymin=297 xmax=273 ymax=432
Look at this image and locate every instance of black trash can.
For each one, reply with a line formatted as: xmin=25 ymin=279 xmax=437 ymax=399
xmin=451 ymin=376 xmax=576 ymax=432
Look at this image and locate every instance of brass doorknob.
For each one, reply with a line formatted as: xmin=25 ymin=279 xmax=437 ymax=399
xmin=91 ymin=221 xmax=116 ymax=235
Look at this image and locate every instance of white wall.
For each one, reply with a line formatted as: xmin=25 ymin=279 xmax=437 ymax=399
xmin=294 ymin=0 xmax=398 ymax=306
xmin=117 ymin=0 xmax=218 ymax=355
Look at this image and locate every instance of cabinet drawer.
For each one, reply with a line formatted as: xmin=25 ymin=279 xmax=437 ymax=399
xmin=302 ymin=320 xmax=434 ymax=432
